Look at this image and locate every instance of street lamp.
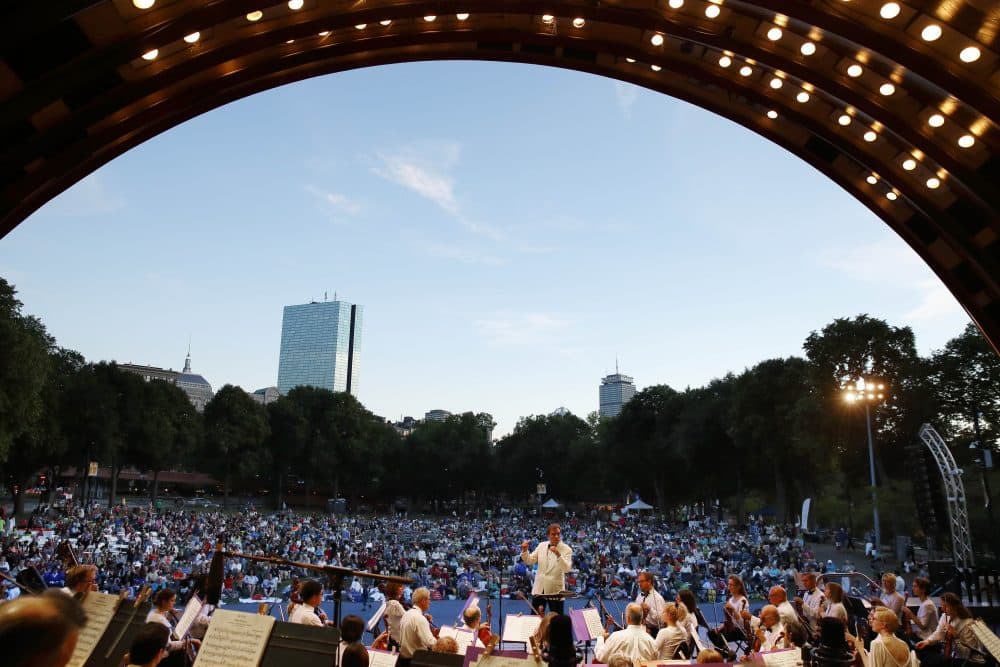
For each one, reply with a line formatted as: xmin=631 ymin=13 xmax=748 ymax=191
xmin=844 ymin=378 xmax=887 ymax=559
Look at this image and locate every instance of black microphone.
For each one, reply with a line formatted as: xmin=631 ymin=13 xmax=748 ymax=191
xmin=205 ymin=546 xmax=224 ymax=606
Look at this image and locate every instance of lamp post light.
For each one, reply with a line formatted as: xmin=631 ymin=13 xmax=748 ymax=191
xmin=844 ymin=378 xmax=887 ymax=559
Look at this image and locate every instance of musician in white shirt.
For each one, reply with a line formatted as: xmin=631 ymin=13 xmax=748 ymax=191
xmin=799 ymin=572 xmax=827 ymax=630
xmin=595 ymin=603 xmax=658 ymax=664
xmin=916 ymin=592 xmax=985 ymax=664
xmin=718 ymin=575 xmax=751 ymax=644
xmin=288 ymin=579 xmax=325 ymax=627
xmin=521 ymin=524 xmax=573 ymax=614
xmin=754 ymin=606 xmax=787 ymax=652
xmin=400 ymin=587 xmax=437 ymax=662
xmin=902 ymin=577 xmax=938 ymax=642
xmin=635 ymin=571 xmax=667 ymax=635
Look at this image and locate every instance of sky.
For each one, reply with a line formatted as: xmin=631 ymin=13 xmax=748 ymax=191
xmin=0 ymin=60 xmax=971 ymax=437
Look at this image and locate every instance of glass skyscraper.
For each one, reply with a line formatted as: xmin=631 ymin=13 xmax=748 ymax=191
xmin=599 ymin=371 xmax=636 ymax=418
xmin=277 ymin=300 xmax=362 ymax=396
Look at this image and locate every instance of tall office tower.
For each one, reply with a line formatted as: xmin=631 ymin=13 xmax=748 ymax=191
xmin=277 ymin=299 xmax=363 ymax=396
xmin=599 ymin=369 xmax=636 ymax=418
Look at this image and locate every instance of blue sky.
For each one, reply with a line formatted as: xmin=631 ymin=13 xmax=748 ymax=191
xmin=0 ymin=61 xmax=970 ymax=436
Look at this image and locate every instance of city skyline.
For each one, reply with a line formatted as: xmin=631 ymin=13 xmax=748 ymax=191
xmin=277 ymin=298 xmax=363 ymax=396
xmin=0 ymin=61 xmax=971 ymax=437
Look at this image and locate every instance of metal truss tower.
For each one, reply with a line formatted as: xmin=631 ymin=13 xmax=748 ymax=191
xmin=919 ymin=424 xmax=975 ymax=568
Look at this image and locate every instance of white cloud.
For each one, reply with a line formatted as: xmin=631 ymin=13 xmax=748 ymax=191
xmin=821 ymin=238 xmax=964 ymax=322
xmin=614 ymin=81 xmax=640 ymax=117
xmin=370 ymin=142 xmax=503 ymax=240
xmin=304 ymin=185 xmax=362 ymax=217
xmin=474 ymin=312 xmax=571 ymax=346
xmin=42 ymin=173 xmax=124 ymax=216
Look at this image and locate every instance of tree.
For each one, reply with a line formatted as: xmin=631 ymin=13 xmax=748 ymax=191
xmin=928 ymin=322 xmax=1000 ymax=444
xmin=203 ymin=385 xmax=270 ymax=507
xmin=0 ymin=278 xmax=53 ymax=463
xmin=264 ymin=396 xmax=306 ymax=509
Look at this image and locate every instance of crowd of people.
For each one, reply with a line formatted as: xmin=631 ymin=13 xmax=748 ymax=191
xmin=0 ymin=502 xmax=983 ymax=667
xmin=0 ymin=502 xmax=859 ymax=606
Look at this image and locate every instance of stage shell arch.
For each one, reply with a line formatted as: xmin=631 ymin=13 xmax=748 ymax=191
xmin=0 ymin=0 xmax=998 ymax=345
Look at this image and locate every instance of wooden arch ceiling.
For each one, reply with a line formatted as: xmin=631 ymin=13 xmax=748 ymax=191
xmin=1 ymin=0 xmax=998 ymax=344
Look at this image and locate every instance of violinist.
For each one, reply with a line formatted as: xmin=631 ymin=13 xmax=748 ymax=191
xmin=462 ymin=604 xmax=492 ymax=648
xmin=718 ymin=575 xmax=751 ymax=643
xmin=384 ymin=582 xmax=406 ymax=650
xmin=902 ymin=577 xmax=938 ymax=645
xmin=289 ymin=579 xmax=331 ymax=627
xmin=145 ymin=588 xmax=200 ymax=664
xmin=752 ymin=606 xmax=786 ymax=653
xmin=399 ymin=587 xmax=436 ymax=667
xmin=915 ymin=592 xmax=985 ymax=667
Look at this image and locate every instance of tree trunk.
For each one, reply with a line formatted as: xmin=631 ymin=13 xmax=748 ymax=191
xmin=875 ymin=452 xmax=898 ymax=541
xmin=774 ymin=470 xmax=788 ymax=523
xmin=305 ymin=478 xmax=312 ymax=510
xmin=653 ymin=478 xmax=665 ymax=511
xmin=152 ymin=470 xmax=160 ymax=502
xmin=223 ymin=461 xmax=231 ymax=510
xmin=275 ymin=472 xmax=284 ymax=511
xmin=108 ymin=461 xmax=121 ymax=508
xmin=12 ymin=484 xmax=25 ymax=524
xmin=46 ymin=466 xmax=58 ymax=506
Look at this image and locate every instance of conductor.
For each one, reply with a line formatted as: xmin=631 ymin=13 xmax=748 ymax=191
xmin=521 ymin=523 xmax=573 ymax=614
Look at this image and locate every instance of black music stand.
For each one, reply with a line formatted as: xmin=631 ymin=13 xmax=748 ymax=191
xmin=536 ymin=590 xmax=577 ymax=615
xmin=259 ymin=621 xmax=341 ymax=667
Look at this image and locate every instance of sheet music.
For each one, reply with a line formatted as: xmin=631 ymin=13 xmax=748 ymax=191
xmin=193 ymin=609 xmax=275 ymax=667
xmin=440 ymin=626 xmax=477 ymax=655
xmin=66 ymin=592 xmax=120 ymax=667
xmin=368 ymin=600 xmax=387 ymax=632
xmin=581 ymin=608 xmax=604 ymax=640
xmin=501 ymin=615 xmax=541 ymax=643
xmin=760 ymin=648 xmax=803 ymax=667
xmin=972 ymin=620 xmax=1000 ymax=662
xmin=176 ymin=595 xmax=205 ymax=639
xmin=369 ymin=649 xmax=399 ymax=667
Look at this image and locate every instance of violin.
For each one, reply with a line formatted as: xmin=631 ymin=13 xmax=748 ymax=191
xmin=478 ymin=600 xmax=493 ymax=646
xmin=425 ymin=612 xmax=440 ymax=638
xmin=168 ymin=607 xmax=198 ymax=665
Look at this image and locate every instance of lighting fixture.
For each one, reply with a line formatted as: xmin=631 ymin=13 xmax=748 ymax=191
xmin=246 ymin=10 xmax=263 ymax=21
xmin=424 ymin=15 xmax=436 ymax=22
xmin=838 ymin=114 xmax=851 ymax=126
xmin=902 ymin=158 xmax=917 ymax=171
xmin=926 ymin=177 xmax=941 ymax=189
xmin=886 ymin=191 xmax=898 ymax=201
xmin=355 ymin=23 xmax=367 ymax=29
xmin=767 ymin=27 xmax=782 ymax=41
xmin=769 ymin=77 xmax=783 ymax=89
xmin=928 ymin=113 xmax=944 ymax=128
xmin=141 ymin=49 xmax=158 ymax=60
xmin=572 ymin=17 xmax=585 ymax=28
xmin=133 ymin=0 xmax=155 ymax=8
xmin=767 ymin=110 xmax=778 ymax=119
xmin=863 ymin=130 xmax=877 ymax=142
xmin=626 ymin=57 xmax=636 ymax=63
xmin=669 ymin=0 xmax=684 ymax=7
xmin=651 ymin=34 xmax=665 ymax=46
xmin=878 ymin=82 xmax=895 ymax=96
xmin=705 ymin=5 xmax=720 ymax=18
xmin=867 ymin=175 xmax=878 ymax=185
xmin=959 ymin=46 xmax=981 ymax=63
xmin=847 ymin=64 xmax=863 ymax=77
xmin=879 ymin=3 xmax=900 ymax=19
xmin=800 ymin=42 xmax=816 ymax=56
xmin=319 ymin=30 xmax=331 ymax=35
xmin=287 ymin=0 xmax=304 ymax=9
xmin=719 ymin=55 xmax=732 ymax=67
xmin=796 ymin=91 xmax=810 ymax=103
xmin=920 ymin=24 xmax=942 ymax=42
xmin=542 ymin=14 xmax=554 ymax=24
xmin=456 ymin=13 xmax=470 ymax=20
xmin=651 ymin=64 xmax=662 ymax=71
xmin=183 ymin=32 xmax=200 ymax=43
xmin=958 ymin=134 xmax=975 ymax=148
xmin=739 ymin=65 xmax=753 ymax=77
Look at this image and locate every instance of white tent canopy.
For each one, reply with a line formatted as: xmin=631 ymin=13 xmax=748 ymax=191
xmin=624 ymin=498 xmax=654 ymax=511
xmin=541 ymin=498 xmax=561 ymax=508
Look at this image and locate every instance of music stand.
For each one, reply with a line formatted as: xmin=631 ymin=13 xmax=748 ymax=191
xmin=537 ymin=590 xmax=577 ymax=614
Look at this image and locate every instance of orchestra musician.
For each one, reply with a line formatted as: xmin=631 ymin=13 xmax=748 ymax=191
xmin=125 ymin=623 xmax=172 ymax=667
xmin=654 ymin=603 xmax=689 ymax=660
xmin=288 ymin=579 xmax=331 ymax=627
xmin=399 ymin=587 xmax=436 ymax=667
xmin=902 ymin=577 xmax=938 ymax=645
xmin=766 ymin=586 xmax=800 ymax=628
xmin=868 ymin=608 xmax=912 ymax=667
xmin=521 ymin=523 xmax=573 ymax=615
xmin=462 ymin=604 xmax=488 ymax=648
xmin=797 ymin=572 xmax=826 ymax=631
xmin=752 ymin=605 xmax=786 ymax=653
xmin=384 ymin=582 xmax=406 ymax=650
xmin=60 ymin=564 xmax=98 ymax=597
xmin=915 ymin=592 xmax=986 ymax=667
xmin=145 ymin=589 xmax=200 ymax=664
xmin=635 ymin=571 xmax=667 ymax=636
xmin=824 ymin=582 xmax=849 ymax=624
xmin=871 ymin=573 xmax=906 ymax=623
xmin=594 ymin=603 xmax=658 ymax=665
xmin=717 ymin=575 xmax=752 ymax=645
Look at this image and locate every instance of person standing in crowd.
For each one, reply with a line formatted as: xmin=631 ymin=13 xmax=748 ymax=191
xmin=594 ymin=603 xmax=658 ymax=665
xmin=521 ymin=524 xmax=573 ymax=615
xmin=635 ymin=571 xmax=666 ymax=636
xmin=399 ymin=587 xmax=436 ymax=667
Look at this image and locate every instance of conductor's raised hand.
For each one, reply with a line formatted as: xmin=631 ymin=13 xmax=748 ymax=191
xmin=521 ymin=541 xmax=529 ymax=551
